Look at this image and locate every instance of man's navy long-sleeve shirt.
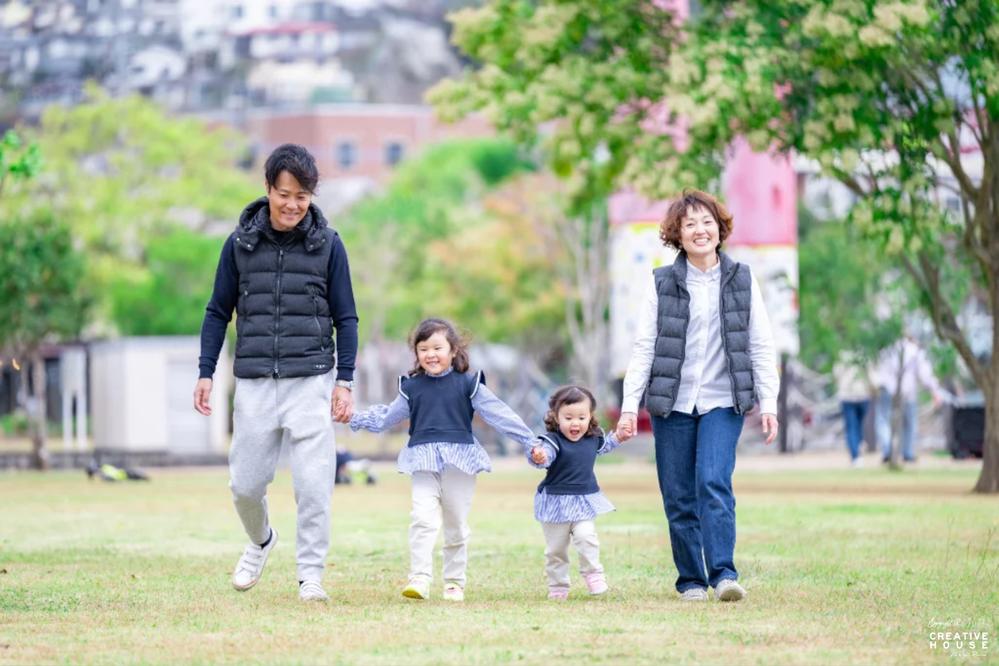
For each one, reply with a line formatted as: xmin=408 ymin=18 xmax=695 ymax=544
xmin=198 ymin=233 xmax=359 ymax=381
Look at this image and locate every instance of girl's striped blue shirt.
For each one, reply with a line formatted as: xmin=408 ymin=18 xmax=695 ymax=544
xmin=527 ymin=433 xmax=620 ymax=523
xmin=349 ymin=369 xmax=535 ymax=475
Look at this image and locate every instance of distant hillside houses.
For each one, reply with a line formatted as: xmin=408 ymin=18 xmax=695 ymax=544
xmin=0 ymin=0 xmax=469 ymax=122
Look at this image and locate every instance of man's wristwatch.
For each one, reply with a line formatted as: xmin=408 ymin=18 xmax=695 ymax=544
xmin=334 ymin=379 xmax=354 ymax=391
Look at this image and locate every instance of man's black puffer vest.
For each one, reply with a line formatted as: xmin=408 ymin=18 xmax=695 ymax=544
xmin=232 ymin=197 xmax=337 ymax=379
xmin=644 ymin=250 xmax=756 ymax=417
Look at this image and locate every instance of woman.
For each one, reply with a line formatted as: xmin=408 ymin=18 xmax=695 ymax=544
xmin=616 ymin=189 xmax=780 ymax=602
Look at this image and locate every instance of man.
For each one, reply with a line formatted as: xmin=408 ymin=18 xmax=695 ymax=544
xmin=193 ymin=144 xmax=358 ymax=602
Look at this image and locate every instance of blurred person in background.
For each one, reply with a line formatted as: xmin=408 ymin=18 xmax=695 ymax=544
xmin=833 ymin=351 xmax=875 ymax=468
xmin=873 ymin=335 xmax=945 ymax=464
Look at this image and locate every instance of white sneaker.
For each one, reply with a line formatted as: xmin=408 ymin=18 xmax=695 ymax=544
xmin=851 ymin=457 xmax=865 ymax=469
xmin=299 ymin=580 xmax=329 ymax=602
xmin=442 ymin=583 xmax=464 ymax=602
xmin=680 ymin=587 xmax=708 ymax=602
xmin=714 ymin=578 xmax=746 ymax=602
xmin=232 ymin=529 xmax=277 ymax=591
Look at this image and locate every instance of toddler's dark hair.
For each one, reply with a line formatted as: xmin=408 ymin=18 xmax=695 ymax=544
xmin=543 ymin=385 xmax=601 ymax=437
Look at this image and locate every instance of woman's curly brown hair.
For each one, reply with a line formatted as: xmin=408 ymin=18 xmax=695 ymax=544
xmin=543 ymin=385 xmax=601 ymax=437
xmin=659 ymin=189 xmax=735 ymax=252
xmin=407 ymin=318 xmax=470 ymax=377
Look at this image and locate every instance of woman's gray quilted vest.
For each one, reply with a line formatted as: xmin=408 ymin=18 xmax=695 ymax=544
xmin=644 ymin=251 xmax=756 ymax=416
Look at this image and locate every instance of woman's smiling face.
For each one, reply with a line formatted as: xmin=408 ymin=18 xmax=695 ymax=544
xmin=679 ymin=204 xmax=719 ymax=260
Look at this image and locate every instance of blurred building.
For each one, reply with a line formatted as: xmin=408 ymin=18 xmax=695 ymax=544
xmin=89 ymin=337 xmax=231 ymax=454
xmin=242 ymin=104 xmax=491 ymax=213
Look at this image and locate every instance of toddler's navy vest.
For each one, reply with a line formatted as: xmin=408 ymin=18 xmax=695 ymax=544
xmin=399 ymin=370 xmax=485 ymax=447
xmin=537 ymin=430 xmax=602 ymax=495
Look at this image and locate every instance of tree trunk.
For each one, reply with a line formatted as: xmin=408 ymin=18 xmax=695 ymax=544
xmin=29 ymin=350 xmax=49 ymax=470
xmin=973 ymin=379 xmax=999 ymax=493
xmin=562 ymin=208 xmax=611 ymax=407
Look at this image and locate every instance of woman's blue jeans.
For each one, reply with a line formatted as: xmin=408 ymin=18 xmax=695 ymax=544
xmin=652 ymin=407 xmax=744 ymax=592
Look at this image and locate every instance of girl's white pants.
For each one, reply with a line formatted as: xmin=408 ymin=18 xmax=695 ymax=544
xmin=409 ymin=467 xmax=477 ymax=587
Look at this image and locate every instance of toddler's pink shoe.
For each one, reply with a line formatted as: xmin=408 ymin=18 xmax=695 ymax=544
xmin=547 ymin=587 xmax=569 ymax=600
xmin=584 ymin=572 xmax=608 ymax=595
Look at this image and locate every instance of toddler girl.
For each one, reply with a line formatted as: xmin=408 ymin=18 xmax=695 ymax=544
xmin=350 ymin=317 xmax=536 ymax=601
xmin=528 ymin=385 xmax=622 ymax=600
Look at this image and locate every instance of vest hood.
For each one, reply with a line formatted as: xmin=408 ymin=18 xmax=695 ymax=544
xmin=234 ymin=197 xmax=333 ymax=254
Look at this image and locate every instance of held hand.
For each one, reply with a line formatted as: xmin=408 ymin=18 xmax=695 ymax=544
xmin=616 ymin=412 xmax=637 ymax=442
xmin=332 ymin=386 xmax=354 ymax=423
xmin=193 ymin=378 xmax=213 ymax=416
xmin=761 ymin=413 xmax=779 ymax=445
xmin=530 ymin=446 xmax=547 ymax=465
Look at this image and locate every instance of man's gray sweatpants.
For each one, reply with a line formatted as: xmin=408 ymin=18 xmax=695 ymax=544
xmin=229 ymin=372 xmax=335 ymax=583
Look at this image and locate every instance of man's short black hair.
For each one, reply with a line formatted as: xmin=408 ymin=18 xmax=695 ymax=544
xmin=264 ymin=144 xmax=319 ymax=194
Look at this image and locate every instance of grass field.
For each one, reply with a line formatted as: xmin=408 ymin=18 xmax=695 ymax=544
xmin=1 ymin=459 xmax=997 ymax=665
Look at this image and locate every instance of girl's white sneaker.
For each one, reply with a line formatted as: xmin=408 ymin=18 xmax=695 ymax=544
xmin=402 ymin=579 xmax=430 ymax=600
xmin=442 ymin=584 xmax=465 ymax=601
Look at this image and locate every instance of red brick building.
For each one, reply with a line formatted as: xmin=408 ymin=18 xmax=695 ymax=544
xmin=245 ymin=104 xmax=492 ymax=185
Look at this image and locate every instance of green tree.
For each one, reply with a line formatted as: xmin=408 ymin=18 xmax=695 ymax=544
xmin=432 ymin=1 xmax=999 ymax=493
xmin=429 ymin=2 xmax=680 ymax=209
xmin=798 ymin=210 xmax=903 ymax=373
xmin=108 ymin=228 xmax=225 ymax=335
xmin=429 ymin=2 xmax=677 ymax=402
xmin=340 ymin=138 xmax=535 ymax=345
xmin=425 ymin=173 xmax=569 ymax=360
xmin=0 ymin=210 xmax=91 ymax=469
xmin=0 ymin=129 xmax=86 ymax=469
xmin=672 ymin=0 xmax=998 ymax=491
xmin=8 ymin=84 xmax=258 ymax=328
xmin=0 ymin=129 xmax=40 ymax=196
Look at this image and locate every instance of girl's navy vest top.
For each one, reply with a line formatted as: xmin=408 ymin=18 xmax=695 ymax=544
xmin=399 ymin=370 xmax=484 ymax=447
xmin=537 ymin=430 xmax=602 ymax=495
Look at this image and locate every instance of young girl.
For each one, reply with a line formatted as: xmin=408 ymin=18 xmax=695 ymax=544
xmin=350 ymin=317 xmax=536 ymax=602
xmin=528 ymin=385 xmax=622 ymax=600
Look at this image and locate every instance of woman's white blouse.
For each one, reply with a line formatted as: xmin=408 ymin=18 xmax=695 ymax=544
xmin=621 ymin=261 xmax=780 ymax=416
